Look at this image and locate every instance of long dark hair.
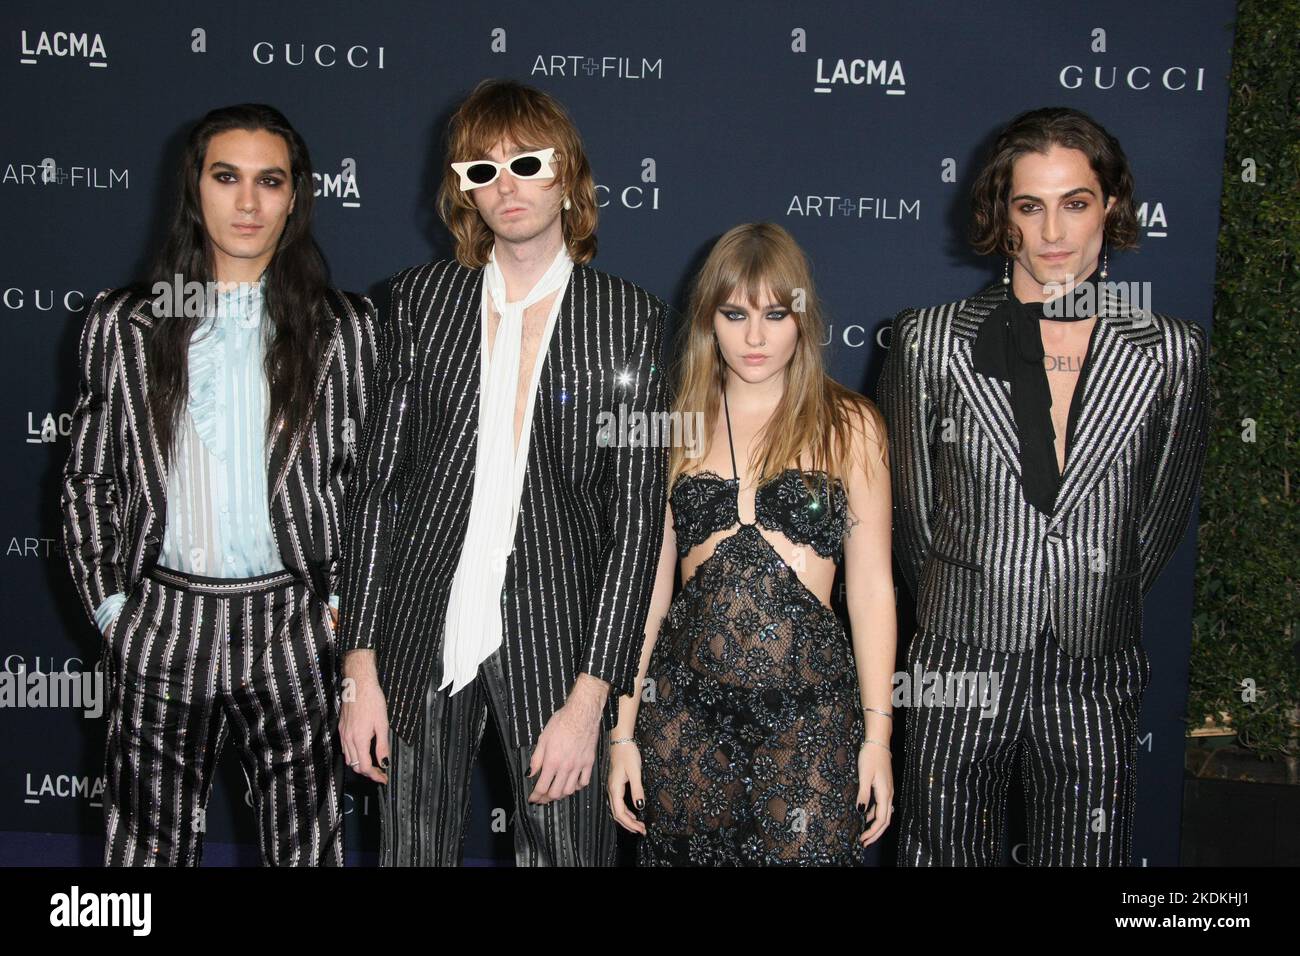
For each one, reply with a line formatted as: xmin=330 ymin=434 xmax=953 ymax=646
xmin=969 ymin=106 xmax=1140 ymax=258
xmin=145 ymin=103 xmax=329 ymax=462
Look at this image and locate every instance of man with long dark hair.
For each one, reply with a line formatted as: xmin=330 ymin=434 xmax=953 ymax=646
xmin=879 ymin=107 xmax=1209 ymax=865
xmin=337 ymin=79 xmax=668 ymax=866
xmin=62 ymin=103 xmax=377 ymax=866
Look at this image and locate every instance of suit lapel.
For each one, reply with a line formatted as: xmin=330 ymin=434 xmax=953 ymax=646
xmin=452 ymin=267 xmax=483 ymax=503
xmin=530 ymin=264 xmax=581 ymax=425
xmin=1046 ymin=291 xmax=1163 ymax=529
xmin=123 ymin=301 xmax=170 ymax=530
xmin=949 ymin=284 xmax=1023 ymax=481
xmin=268 ymin=310 xmax=341 ymax=502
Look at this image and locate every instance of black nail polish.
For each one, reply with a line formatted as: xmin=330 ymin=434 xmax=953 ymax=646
xmin=635 ymin=798 xmax=644 ymax=810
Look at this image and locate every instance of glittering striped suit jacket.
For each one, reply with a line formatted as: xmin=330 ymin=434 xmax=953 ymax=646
xmin=62 ymin=285 xmax=379 ymax=626
xmin=337 ymin=260 xmax=669 ymax=749
xmin=877 ymin=282 xmax=1210 ymax=656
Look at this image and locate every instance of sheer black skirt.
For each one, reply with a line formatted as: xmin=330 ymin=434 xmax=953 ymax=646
xmin=635 ymin=525 xmax=865 ymax=866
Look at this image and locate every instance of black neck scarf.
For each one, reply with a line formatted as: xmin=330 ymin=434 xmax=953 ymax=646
xmin=971 ymin=267 xmax=1101 ymax=516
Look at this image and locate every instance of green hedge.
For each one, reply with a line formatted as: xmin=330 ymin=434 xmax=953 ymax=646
xmin=1190 ymin=0 xmax=1300 ymax=759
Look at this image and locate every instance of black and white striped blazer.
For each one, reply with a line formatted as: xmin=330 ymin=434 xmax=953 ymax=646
xmin=877 ymin=283 xmax=1209 ymax=656
xmin=337 ymin=260 xmax=669 ymax=749
xmin=61 ymin=285 xmax=379 ymax=626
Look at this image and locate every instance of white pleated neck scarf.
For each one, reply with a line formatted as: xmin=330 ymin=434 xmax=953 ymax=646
xmin=440 ymin=242 xmax=574 ymax=693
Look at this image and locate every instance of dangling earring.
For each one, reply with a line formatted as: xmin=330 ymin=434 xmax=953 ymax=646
xmin=1002 ymin=258 xmax=1011 ymax=285
xmin=562 ymin=196 xmax=572 ymax=211
xmin=1099 ymin=243 xmax=1109 ymax=280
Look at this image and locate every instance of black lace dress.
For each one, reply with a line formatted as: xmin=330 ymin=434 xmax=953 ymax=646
xmin=635 ymin=394 xmax=865 ymax=866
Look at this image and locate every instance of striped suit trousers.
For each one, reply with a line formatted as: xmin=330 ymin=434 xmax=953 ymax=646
xmin=896 ymin=624 xmax=1150 ymax=866
xmin=102 ymin=565 xmax=343 ymax=866
xmin=379 ymin=649 xmax=617 ymax=866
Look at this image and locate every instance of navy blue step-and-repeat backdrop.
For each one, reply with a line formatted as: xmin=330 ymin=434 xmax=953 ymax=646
xmin=0 ymin=0 xmax=1235 ymax=865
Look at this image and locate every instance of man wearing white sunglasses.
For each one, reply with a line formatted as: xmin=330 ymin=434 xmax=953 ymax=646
xmin=337 ymin=78 xmax=669 ymax=866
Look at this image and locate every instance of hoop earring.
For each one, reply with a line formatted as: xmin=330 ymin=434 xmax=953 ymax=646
xmin=1099 ymin=243 xmax=1109 ymax=280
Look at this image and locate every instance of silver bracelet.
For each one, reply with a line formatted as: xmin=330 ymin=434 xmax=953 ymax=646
xmin=861 ymin=738 xmax=891 ymax=754
xmin=609 ymin=737 xmax=637 ymax=746
xmin=863 ymin=707 xmax=893 ymax=720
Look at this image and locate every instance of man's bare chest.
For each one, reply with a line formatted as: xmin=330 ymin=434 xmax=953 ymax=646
xmin=485 ymin=294 xmax=558 ymax=448
xmin=1041 ymin=317 xmax=1097 ymax=469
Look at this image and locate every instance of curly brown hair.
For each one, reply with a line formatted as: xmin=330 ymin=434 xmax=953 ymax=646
xmin=969 ymin=106 xmax=1139 ymax=257
xmin=437 ymin=78 xmax=598 ymax=268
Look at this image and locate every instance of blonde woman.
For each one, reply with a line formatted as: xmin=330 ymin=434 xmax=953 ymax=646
xmin=607 ymin=223 xmax=896 ymax=865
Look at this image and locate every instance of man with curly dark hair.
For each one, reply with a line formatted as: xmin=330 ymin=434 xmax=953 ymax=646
xmin=880 ymin=107 xmax=1209 ymax=866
